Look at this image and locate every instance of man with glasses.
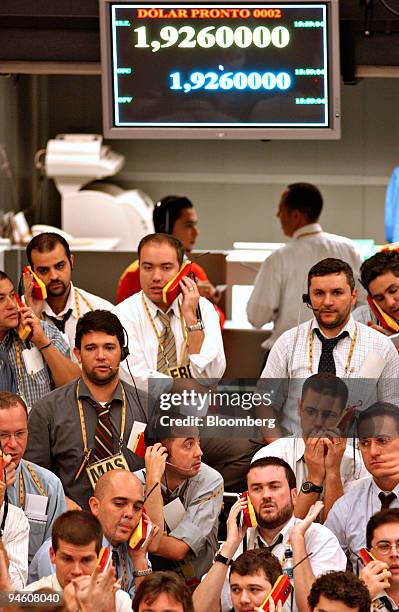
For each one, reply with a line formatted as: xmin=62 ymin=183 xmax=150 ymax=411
xmin=360 ymin=509 xmax=399 ymax=612
xmin=0 ymin=391 xmax=66 ymax=562
xmin=251 ymin=373 xmax=368 ymax=520
xmin=325 ymin=402 xmax=399 ymax=567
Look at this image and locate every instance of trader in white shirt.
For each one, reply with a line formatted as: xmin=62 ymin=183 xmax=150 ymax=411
xmin=325 ymin=402 xmax=399 ymax=569
xmin=247 ymin=183 xmax=365 ymax=362
xmin=113 ymin=233 xmax=226 ymax=392
xmin=25 ymin=232 xmax=113 ymax=358
xmin=0 ymin=478 xmax=29 ymax=589
xmin=252 ymin=373 xmax=368 ymax=520
xmin=259 ymin=258 xmax=399 ymax=437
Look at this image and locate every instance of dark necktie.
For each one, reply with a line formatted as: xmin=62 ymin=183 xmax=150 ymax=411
xmin=380 ymin=596 xmax=399 ymax=612
xmin=379 ymin=492 xmax=396 ymax=510
xmin=46 ymin=308 xmax=73 ymax=333
xmin=92 ymin=401 xmax=114 ymax=462
xmin=111 ymin=549 xmax=119 ymax=577
xmin=314 ymin=329 xmax=349 ymax=374
xmin=257 ymin=533 xmax=283 ymax=553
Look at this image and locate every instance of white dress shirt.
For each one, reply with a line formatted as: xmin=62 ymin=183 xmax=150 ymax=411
xmin=220 ymin=514 xmax=347 ymax=612
xmin=113 ymin=291 xmax=226 ymax=391
xmin=252 ymin=436 xmax=369 ymax=491
xmin=25 ymin=572 xmax=132 ymax=611
xmin=260 ymin=316 xmax=399 ymax=434
xmin=42 ymin=282 xmax=113 ymax=357
xmin=247 ymin=223 xmax=366 ymax=349
xmin=1 ymin=503 xmax=29 ymax=589
xmin=325 ymin=477 xmax=399 ymax=568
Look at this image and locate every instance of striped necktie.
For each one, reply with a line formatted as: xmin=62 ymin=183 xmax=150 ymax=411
xmin=156 ymin=310 xmax=177 ymax=374
xmin=93 ymin=401 xmax=114 ymax=461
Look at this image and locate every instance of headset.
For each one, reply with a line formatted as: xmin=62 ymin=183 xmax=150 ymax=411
xmin=120 ymin=326 xmax=130 ymax=362
xmin=153 ymin=196 xmax=193 ymax=235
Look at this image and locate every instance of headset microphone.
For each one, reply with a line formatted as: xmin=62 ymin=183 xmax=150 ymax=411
xmin=165 ymin=460 xmax=198 ymax=472
xmin=302 ymin=294 xmax=320 ymax=313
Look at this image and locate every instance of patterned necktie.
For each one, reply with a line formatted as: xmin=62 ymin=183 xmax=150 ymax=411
xmin=156 ymin=310 xmax=177 ymax=374
xmin=93 ymin=401 xmax=114 ymax=461
xmin=314 ymin=329 xmax=349 ymax=374
xmin=379 ymin=492 xmax=396 ymax=509
xmin=46 ymin=308 xmax=73 ymax=333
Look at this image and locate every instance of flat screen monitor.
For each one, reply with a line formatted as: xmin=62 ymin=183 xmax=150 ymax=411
xmin=100 ymin=1 xmax=341 ymax=139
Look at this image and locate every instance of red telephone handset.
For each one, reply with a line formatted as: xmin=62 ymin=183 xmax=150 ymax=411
xmin=129 ymin=515 xmax=153 ymax=551
xmin=23 ymin=266 xmax=47 ymax=301
xmin=0 ymin=450 xmax=5 ymax=483
xmin=162 ymin=261 xmax=192 ymax=306
xmin=260 ymin=574 xmax=292 ymax=611
xmin=14 ymin=294 xmax=32 ymax=341
xmin=239 ymin=491 xmax=257 ymax=528
xmin=96 ymin=547 xmax=112 ymax=573
xmin=359 ymin=547 xmax=377 ymax=565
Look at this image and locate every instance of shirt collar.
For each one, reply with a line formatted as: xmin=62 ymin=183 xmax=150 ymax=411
xmin=292 ymin=223 xmax=323 ymax=239
xmin=77 ymin=378 xmax=123 ymax=403
xmin=141 ymin=291 xmax=180 ymax=318
xmin=255 ymin=515 xmax=296 ymax=546
xmin=311 ymin=315 xmax=356 ymax=340
xmin=371 ymin=479 xmax=399 ymax=497
xmin=42 ymin=282 xmax=75 ymax=318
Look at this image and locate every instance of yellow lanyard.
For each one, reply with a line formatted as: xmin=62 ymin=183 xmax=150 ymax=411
xmin=74 ymin=381 xmax=127 ymax=481
xmin=308 ymin=322 xmax=358 ymax=375
xmin=74 ymin=288 xmax=94 ymax=319
xmin=18 ymin=461 xmax=46 ymax=509
xmin=121 ymin=553 xmax=128 ymax=590
xmin=141 ymin=293 xmax=188 ymax=365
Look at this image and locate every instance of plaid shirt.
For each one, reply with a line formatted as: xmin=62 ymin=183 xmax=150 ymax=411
xmin=0 ymin=321 xmax=70 ymax=408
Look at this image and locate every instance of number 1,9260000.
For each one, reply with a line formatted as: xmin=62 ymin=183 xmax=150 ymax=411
xmin=170 ymin=70 xmax=292 ymax=93
xmin=0 ymin=591 xmax=63 ymax=607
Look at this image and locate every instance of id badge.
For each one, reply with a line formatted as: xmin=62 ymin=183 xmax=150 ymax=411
xmin=22 ymin=347 xmax=44 ymax=376
xmin=86 ymin=453 xmax=129 ymax=489
xmin=167 ymin=363 xmax=192 ymax=378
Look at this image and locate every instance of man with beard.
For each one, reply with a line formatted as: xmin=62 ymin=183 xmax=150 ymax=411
xmin=25 ymin=233 xmax=113 ymax=361
xmin=25 ymin=310 xmax=148 ymax=510
xmin=252 ymin=374 xmax=368 ymax=520
xmin=195 ymin=456 xmax=346 ymax=612
xmin=259 ymin=258 xmax=399 ymax=437
xmin=360 ymin=509 xmax=399 ymax=612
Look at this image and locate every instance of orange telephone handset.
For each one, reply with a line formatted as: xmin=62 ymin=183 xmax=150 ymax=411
xmin=359 ymin=547 xmax=377 ymax=565
xmin=129 ymin=515 xmax=152 ymax=551
xmin=14 ymin=294 xmax=32 ymax=341
xmin=240 ymin=491 xmax=257 ymax=528
xmin=0 ymin=449 xmax=4 ymax=483
xmin=96 ymin=547 xmax=112 ymax=573
xmin=260 ymin=574 xmax=292 ymax=611
xmin=162 ymin=261 xmax=192 ymax=306
xmin=23 ymin=266 xmax=47 ymax=300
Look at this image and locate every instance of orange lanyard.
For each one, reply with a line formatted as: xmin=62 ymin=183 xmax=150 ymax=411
xmin=74 ymin=288 xmax=94 ymax=319
xmin=18 ymin=461 xmax=46 ymax=509
xmin=308 ymin=322 xmax=358 ymax=375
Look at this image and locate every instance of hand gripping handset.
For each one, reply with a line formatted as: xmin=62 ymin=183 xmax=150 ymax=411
xmin=129 ymin=515 xmax=153 ymax=551
xmin=238 ymin=491 xmax=257 ymax=528
xmin=14 ymin=294 xmax=32 ymax=341
xmin=162 ymin=261 xmax=192 ymax=306
xmin=0 ymin=450 xmax=4 ymax=482
xmin=96 ymin=547 xmax=112 ymax=573
xmin=23 ymin=266 xmax=47 ymax=300
xmin=260 ymin=574 xmax=292 ymax=611
xmin=359 ymin=547 xmax=377 ymax=565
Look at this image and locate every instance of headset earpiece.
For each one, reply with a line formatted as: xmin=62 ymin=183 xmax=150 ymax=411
xmin=120 ymin=326 xmax=130 ymax=361
xmin=302 ymin=293 xmax=310 ymax=305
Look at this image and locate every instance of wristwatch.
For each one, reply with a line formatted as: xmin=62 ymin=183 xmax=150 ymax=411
xmin=214 ymin=548 xmax=232 ymax=566
xmin=133 ymin=568 xmax=152 ymax=577
xmin=185 ymin=320 xmax=204 ymax=333
xmin=301 ymin=481 xmax=323 ymax=494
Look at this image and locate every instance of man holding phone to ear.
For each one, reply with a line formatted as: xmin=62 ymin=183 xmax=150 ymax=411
xmin=113 ymin=233 xmax=225 ymax=392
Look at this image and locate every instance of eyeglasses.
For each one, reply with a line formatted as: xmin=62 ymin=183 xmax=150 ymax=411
xmin=358 ymin=437 xmax=395 ymax=450
xmin=373 ymin=541 xmax=399 ymax=555
xmin=0 ymin=430 xmax=28 ymax=442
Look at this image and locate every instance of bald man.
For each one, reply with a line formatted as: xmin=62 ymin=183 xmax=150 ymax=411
xmin=28 ymin=470 xmax=155 ymax=597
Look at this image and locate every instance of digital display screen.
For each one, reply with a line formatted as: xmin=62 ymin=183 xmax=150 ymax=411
xmin=100 ymin=1 xmax=341 ymax=139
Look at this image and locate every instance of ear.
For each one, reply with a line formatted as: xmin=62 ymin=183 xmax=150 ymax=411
xmin=351 ymin=287 xmax=358 ymax=306
xmin=73 ymin=347 xmax=82 ymax=364
xmin=49 ymin=546 xmax=56 ymax=565
xmin=297 ymin=399 xmax=302 ymax=417
xmin=70 ymin=254 xmax=75 ymax=271
xmin=291 ymin=488 xmax=298 ymax=507
xmin=89 ymin=496 xmax=99 ymax=516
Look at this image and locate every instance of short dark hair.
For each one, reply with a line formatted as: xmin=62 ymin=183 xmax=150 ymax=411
xmin=0 ymin=391 xmax=28 ymax=417
xmin=367 ymin=508 xmax=399 ymax=548
xmin=248 ymin=457 xmax=297 ymax=491
xmin=138 ymin=233 xmax=185 ymax=267
xmin=26 ymin=232 xmax=72 ymax=266
xmin=0 ymin=271 xmax=11 ymax=283
xmin=308 ymin=571 xmax=371 ymax=612
xmin=284 ymin=183 xmax=323 ymax=223
xmin=308 ymin=258 xmax=355 ymax=293
xmin=360 ymin=250 xmax=399 ymax=292
xmin=75 ymin=310 xmax=125 ymax=351
xmin=230 ymin=549 xmax=282 ymax=585
xmin=153 ymin=195 xmax=194 ymax=234
xmin=51 ymin=511 xmax=102 ymax=555
xmin=357 ymin=401 xmax=399 ymax=438
xmin=301 ymin=374 xmax=348 ymax=410
xmin=132 ymin=571 xmax=194 ymax=612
